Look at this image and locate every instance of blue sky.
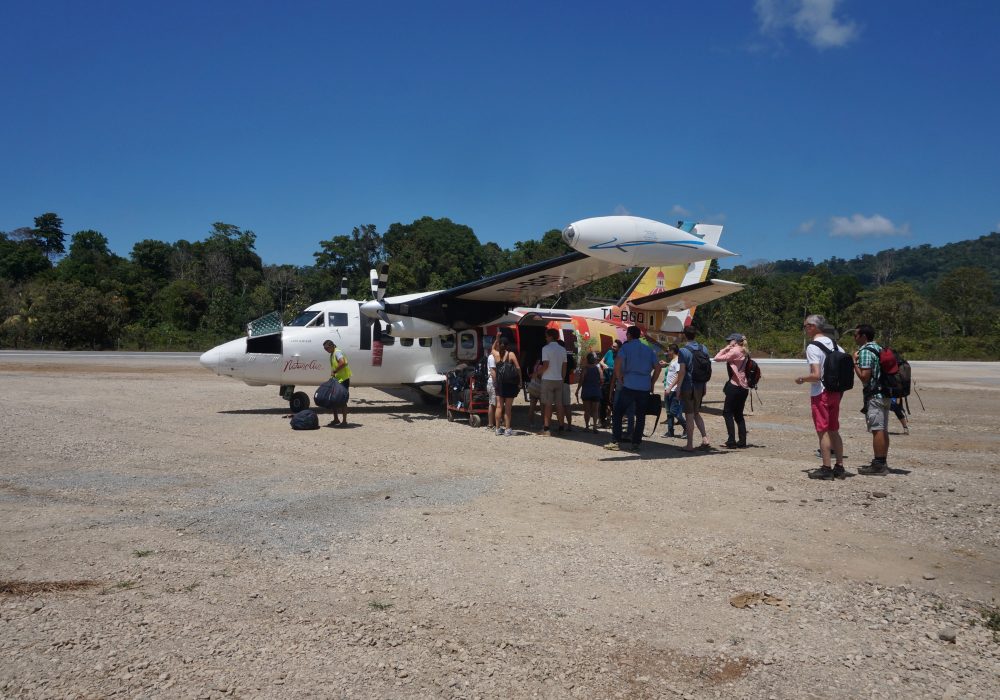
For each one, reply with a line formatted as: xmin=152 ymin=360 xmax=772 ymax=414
xmin=2 ymin=0 xmax=998 ymax=269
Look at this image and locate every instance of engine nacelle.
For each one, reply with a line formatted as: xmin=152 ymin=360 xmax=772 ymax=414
xmin=385 ymin=316 xmax=453 ymax=339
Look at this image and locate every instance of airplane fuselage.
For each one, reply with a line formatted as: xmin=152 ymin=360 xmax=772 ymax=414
xmin=199 ymin=300 xmax=454 ymax=391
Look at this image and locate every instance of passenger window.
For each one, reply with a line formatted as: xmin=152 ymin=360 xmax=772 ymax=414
xmin=327 ymin=312 xmax=348 ymax=327
xmin=401 ymin=338 xmax=414 ymax=347
xmin=419 ymin=338 xmax=433 ymax=348
xmin=438 ymin=334 xmax=454 ymax=348
xmin=460 ymin=334 xmax=476 ymax=350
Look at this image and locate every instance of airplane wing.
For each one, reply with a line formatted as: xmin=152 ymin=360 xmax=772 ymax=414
xmin=381 ymin=252 xmax=631 ymax=329
xmin=626 ymin=279 xmax=744 ymax=313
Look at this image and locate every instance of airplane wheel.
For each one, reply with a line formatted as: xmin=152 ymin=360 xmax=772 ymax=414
xmin=469 ymin=414 xmax=481 ymax=428
xmin=289 ymin=391 xmax=310 ymax=412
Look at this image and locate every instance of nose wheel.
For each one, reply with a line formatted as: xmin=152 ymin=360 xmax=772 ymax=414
xmin=289 ymin=391 xmax=310 ymax=412
xmin=281 ymin=385 xmax=311 ymax=412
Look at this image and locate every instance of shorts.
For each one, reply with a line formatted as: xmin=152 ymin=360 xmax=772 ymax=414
xmin=487 ymin=380 xmax=496 ymax=407
xmin=864 ymin=395 xmax=889 ymax=432
xmin=680 ymin=385 xmax=705 ymax=414
xmin=541 ymin=379 xmax=563 ymax=406
xmin=498 ymin=381 xmax=520 ymax=399
xmin=562 ymin=383 xmax=571 ymax=406
xmin=810 ymin=391 xmax=842 ymax=432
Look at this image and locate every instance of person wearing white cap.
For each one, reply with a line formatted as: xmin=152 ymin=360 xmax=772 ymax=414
xmin=714 ymin=332 xmax=750 ymax=448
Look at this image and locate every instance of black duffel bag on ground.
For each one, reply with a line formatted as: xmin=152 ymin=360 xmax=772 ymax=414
xmin=290 ymin=409 xmax=320 ymax=430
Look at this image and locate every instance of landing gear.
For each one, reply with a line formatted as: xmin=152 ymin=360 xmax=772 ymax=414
xmin=289 ymin=392 xmax=310 ymax=412
xmin=280 ymin=384 xmax=310 ymax=413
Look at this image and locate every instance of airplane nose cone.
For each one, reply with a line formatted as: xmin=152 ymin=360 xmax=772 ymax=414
xmin=199 ymin=346 xmax=220 ymax=372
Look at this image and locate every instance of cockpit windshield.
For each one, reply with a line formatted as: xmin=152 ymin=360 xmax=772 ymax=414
xmin=287 ymin=311 xmax=323 ymax=327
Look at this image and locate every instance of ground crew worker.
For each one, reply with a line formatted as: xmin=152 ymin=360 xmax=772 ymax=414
xmin=323 ymin=339 xmax=352 ymax=426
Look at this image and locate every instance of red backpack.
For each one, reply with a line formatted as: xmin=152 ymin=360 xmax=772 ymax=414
xmin=878 ymin=347 xmax=908 ymax=398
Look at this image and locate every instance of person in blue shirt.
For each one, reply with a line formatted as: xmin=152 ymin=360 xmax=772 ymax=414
xmin=675 ymin=328 xmax=711 ymax=451
xmin=603 ymin=326 xmax=661 ymax=451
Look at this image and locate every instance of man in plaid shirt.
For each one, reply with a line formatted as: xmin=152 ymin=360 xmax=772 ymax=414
xmin=852 ymin=324 xmax=891 ymax=475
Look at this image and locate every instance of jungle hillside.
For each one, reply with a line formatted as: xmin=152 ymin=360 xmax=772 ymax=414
xmin=2 ymin=213 xmax=998 ymax=359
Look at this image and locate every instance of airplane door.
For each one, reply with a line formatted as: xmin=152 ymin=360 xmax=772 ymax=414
xmin=457 ymin=329 xmax=479 ymax=361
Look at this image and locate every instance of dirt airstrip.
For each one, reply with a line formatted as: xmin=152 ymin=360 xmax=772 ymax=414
xmin=1 ymin=354 xmax=998 ymax=699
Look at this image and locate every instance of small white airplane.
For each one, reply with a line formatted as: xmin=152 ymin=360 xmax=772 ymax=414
xmin=199 ymin=215 xmax=741 ymax=411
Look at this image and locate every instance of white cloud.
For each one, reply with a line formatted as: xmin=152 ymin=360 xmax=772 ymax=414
xmin=612 ymin=204 xmax=632 ymax=216
xmin=829 ymin=214 xmax=910 ymax=238
xmin=668 ymin=204 xmax=692 ymax=219
xmin=796 ymin=219 xmax=816 ymax=234
xmin=755 ymin=0 xmax=860 ymax=50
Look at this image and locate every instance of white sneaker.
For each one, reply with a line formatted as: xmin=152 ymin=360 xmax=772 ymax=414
xmin=496 ymin=428 xmax=503 ymax=436
xmin=505 ymin=428 xmax=513 ymax=436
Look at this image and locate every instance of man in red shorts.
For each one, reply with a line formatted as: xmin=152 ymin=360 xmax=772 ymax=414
xmin=795 ymin=315 xmax=846 ymax=480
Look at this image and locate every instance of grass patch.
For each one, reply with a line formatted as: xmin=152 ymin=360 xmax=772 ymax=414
xmin=0 ymin=580 xmax=99 ymax=596
xmin=368 ymin=600 xmax=393 ymax=611
xmin=982 ymin=604 xmax=1000 ymax=633
xmin=114 ymin=580 xmax=137 ymax=590
xmin=133 ymin=549 xmax=155 ymax=558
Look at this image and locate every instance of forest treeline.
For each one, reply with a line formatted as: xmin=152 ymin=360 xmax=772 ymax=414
xmin=2 ymin=213 xmax=998 ymax=358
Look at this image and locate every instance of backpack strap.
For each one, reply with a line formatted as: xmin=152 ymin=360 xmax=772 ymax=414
xmin=808 ymin=340 xmax=831 ymax=356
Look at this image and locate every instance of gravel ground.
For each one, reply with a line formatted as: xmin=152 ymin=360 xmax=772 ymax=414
xmin=1 ymin=356 xmax=998 ymax=699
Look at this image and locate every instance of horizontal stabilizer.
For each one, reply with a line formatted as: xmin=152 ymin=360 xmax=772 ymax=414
xmin=627 ymin=279 xmax=744 ymax=313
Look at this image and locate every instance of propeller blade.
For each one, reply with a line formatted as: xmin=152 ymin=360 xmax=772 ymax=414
xmin=369 ymin=269 xmax=379 ymax=298
xmin=376 ymin=263 xmax=389 ymax=301
xmin=340 ymin=277 xmax=348 ymax=300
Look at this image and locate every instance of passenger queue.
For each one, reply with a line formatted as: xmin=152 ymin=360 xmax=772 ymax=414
xmin=473 ymin=321 xmax=904 ymax=479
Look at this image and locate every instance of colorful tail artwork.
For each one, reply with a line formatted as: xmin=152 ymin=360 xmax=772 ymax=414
xmin=568 ymin=223 xmax=728 ymax=357
xmin=618 ymin=222 xmax=723 ymax=331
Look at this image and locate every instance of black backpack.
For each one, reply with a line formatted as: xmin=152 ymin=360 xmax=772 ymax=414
xmin=447 ymin=369 xmax=467 ymax=394
xmin=745 ymin=356 xmax=762 ymax=390
xmin=689 ymin=344 xmax=712 ymax=383
xmin=290 ymin=409 xmax=319 ymax=430
xmin=496 ymin=355 xmax=519 ymax=385
xmin=878 ymin=347 xmax=911 ymax=399
xmin=728 ymin=354 xmax=762 ymax=390
xmin=895 ymin=354 xmax=912 ymax=398
xmin=809 ymin=340 xmax=854 ymax=393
